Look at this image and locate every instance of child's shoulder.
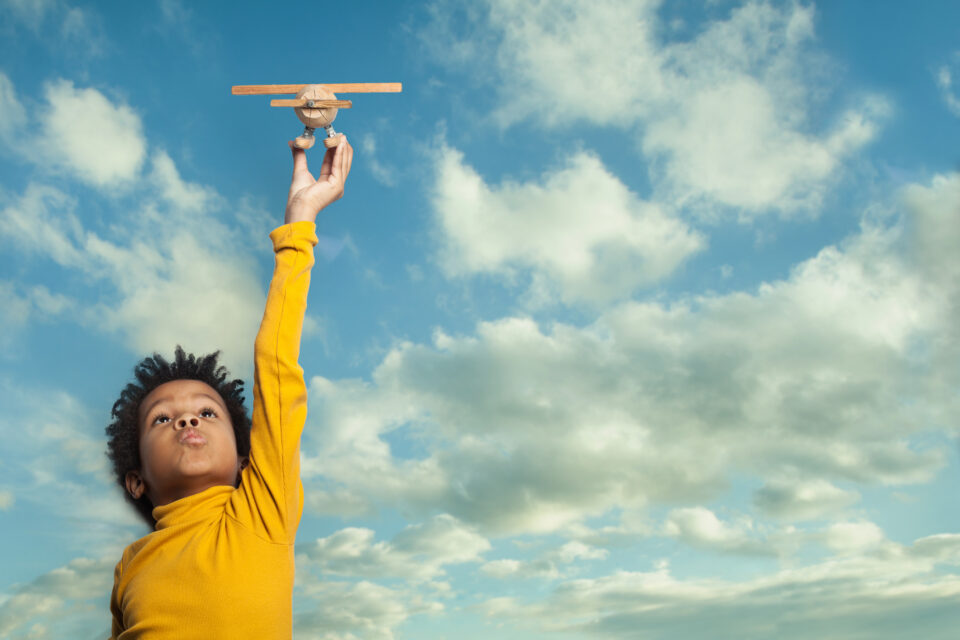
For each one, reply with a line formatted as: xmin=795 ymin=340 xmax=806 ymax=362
xmin=118 ymin=529 xmax=159 ymax=566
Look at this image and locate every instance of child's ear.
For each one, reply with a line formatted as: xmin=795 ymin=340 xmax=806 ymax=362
xmin=125 ymin=470 xmax=146 ymax=499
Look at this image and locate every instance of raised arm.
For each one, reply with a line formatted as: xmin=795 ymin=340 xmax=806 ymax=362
xmin=226 ymin=138 xmax=353 ymax=542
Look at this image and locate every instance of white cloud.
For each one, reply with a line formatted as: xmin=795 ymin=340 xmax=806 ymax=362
xmin=302 ymin=514 xmax=490 ymax=582
xmin=391 ymin=514 xmax=490 ymax=562
xmin=481 ymin=558 xmax=524 ymax=579
xmin=431 ymin=144 xmax=703 ymax=305
xmin=149 ymin=149 xmax=220 ymax=213
xmin=0 ymin=488 xmax=13 ymax=510
xmin=423 ymin=0 xmax=887 ymax=217
xmin=643 ymin=83 xmax=887 ymax=217
xmin=38 ymin=79 xmax=145 ymax=187
xmin=643 ymin=3 xmax=887 ymax=217
xmin=305 ymin=485 xmax=373 ymax=519
xmin=913 ymin=534 xmax=960 ymax=565
xmin=418 ymin=0 xmax=665 ymax=130
xmin=901 ymin=172 xmax=960 ymax=418
xmin=823 ymin=520 xmax=886 ymax=553
xmin=664 ymin=507 xmax=774 ymax=555
xmin=753 ymin=477 xmax=860 ymax=521
xmin=556 ymin=540 xmax=608 ymax=563
xmin=293 ymin=576 xmax=442 ymax=640
xmin=481 ymin=540 xmax=608 ymax=580
xmin=903 ymin=172 xmax=960 ymax=288
xmin=92 ymin=245 xmax=263 ymax=378
xmin=936 ymin=54 xmax=960 ymax=117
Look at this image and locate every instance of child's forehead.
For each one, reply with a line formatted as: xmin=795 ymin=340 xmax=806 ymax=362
xmin=139 ymin=379 xmax=226 ymax=419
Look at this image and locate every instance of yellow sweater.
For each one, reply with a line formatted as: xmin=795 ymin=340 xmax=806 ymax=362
xmin=110 ymin=221 xmax=318 ymax=639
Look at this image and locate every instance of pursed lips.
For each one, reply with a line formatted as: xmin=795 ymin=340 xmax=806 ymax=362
xmin=179 ymin=429 xmax=207 ymax=445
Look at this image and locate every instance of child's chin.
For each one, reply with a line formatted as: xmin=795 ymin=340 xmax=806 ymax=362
xmin=176 ymin=461 xmax=231 ymax=480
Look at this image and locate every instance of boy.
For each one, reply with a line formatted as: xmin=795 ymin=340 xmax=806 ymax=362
xmin=104 ymin=136 xmax=353 ymax=638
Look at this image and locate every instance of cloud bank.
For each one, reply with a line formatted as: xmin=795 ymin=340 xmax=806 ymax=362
xmin=423 ymin=0 xmax=888 ymax=218
xmin=303 ymin=171 xmax=958 ymax=539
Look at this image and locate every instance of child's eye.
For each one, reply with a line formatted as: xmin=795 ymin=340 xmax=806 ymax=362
xmin=200 ymin=408 xmax=217 ymax=418
xmin=153 ymin=413 xmax=170 ymax=425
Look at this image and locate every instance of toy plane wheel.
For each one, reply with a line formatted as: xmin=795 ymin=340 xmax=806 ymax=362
xmin=294 ymin=132 xmax=316 ymax=150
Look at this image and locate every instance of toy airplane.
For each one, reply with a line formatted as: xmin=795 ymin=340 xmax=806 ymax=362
xmin=232 ymin=83 xmax=402 ymax=150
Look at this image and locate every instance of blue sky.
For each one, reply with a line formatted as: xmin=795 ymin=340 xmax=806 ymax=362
xmin=1 ymin=0 xmax=959 ymax=637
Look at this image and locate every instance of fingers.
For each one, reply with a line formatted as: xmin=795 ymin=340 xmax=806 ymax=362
xmin=342 ymin=137 xmax=353 ymax=182
xmin=329 ymin=137 xmax=345 ymax=182
xmin=318 ymin=142 xmax=335 ymax=179
xmin=328 ymin=136 xmax=353 ymax=184
xmin=289 ymin=140 xmax=309 ymax=176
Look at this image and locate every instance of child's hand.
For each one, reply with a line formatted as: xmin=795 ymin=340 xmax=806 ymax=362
xmin=284 ymin=136 xmax=354 ymax=225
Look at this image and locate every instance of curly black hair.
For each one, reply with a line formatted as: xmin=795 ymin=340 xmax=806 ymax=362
xmin=105 ymin=345 xmax=252 ymax=528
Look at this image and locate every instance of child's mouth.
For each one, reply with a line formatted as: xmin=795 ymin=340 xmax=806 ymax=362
xmin=179 ymin=430 xmax=207 ymax=445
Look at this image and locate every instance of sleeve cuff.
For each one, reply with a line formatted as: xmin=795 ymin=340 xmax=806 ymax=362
xmin=269 ymin=221 xmax=319 ymax=251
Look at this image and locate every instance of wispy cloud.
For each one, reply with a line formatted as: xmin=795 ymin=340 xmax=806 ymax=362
xmin=478 ymin=538 xmax=960 ymax=639
xmin=482 ymin=540 xmax=608 ymax=580
xmin=1 ymin=0 xmax=59 ymax=30
xmin=0 ymin=379 xmax=143 ymax=538
xmin=0 ymin=280 xmax=32 ymax=354
xmin=936 ymin=53 xmax=960 ymax=117
xmin=0 ymin=75 xmax=274 ymax=377
xmin=0 ymin=556 xmax=114 ymax=639
xmin=361 ymin=133 xmax=398 ymax=187
xmin=0 ymin=72 xmax=27 ymax=144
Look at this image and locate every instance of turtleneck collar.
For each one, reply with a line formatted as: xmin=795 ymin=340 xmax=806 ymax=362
xmin=152 ymin=485 xmax=234 ymax=530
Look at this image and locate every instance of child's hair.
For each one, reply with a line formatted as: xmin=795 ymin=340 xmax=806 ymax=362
xmin=105 ymin=345 xmax=252 ymax=528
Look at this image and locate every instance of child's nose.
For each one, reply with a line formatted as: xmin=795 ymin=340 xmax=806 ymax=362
xmin=177 ymin=416 xmax=200 ymax=428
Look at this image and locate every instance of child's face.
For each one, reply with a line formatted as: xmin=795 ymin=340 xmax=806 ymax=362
xmin=125 ymin=379 xmax=247 ymax=509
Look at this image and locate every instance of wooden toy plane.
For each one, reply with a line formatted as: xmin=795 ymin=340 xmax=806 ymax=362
xmin=232 ymin=83 xmax=402 ymax=150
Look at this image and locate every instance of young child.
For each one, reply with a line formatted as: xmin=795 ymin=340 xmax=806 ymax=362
xmin=104 ymin=136 xmax=353 ymax=638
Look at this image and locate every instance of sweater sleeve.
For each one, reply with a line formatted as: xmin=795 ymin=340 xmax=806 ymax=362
xmin=226 ymin=220 xmax=318 ymax=543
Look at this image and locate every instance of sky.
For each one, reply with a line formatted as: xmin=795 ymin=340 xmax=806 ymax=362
xmin=1 ymin=0 xmax=959 ymax=638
